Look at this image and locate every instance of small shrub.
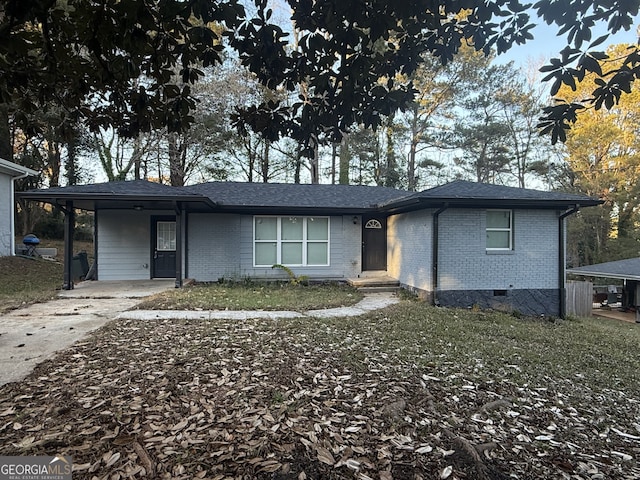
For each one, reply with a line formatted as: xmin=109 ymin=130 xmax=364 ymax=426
xmin=271 ymin=264 xmax=309 ymax=286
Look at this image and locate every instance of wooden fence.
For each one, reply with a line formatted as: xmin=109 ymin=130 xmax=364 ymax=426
xmin=566 ymin=280 xmax=593 ymax=317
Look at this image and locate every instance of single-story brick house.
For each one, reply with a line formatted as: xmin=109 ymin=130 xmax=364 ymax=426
xmin=0 ymin=158 xmax=37 ymax=256
xmin=19 ymin=179 xmax=601 ymax=317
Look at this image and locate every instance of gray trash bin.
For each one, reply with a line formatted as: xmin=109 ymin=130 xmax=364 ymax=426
xmin=72 ymin=251 xmax=90 ymax=281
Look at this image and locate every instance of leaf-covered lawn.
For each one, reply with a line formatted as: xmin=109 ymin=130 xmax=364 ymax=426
xmin=1 ymin=302 xmax=640 ymax=479
xmin=135 ymin=282 xmax=364 ymax=311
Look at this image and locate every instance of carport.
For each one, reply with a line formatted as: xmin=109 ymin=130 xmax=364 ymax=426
xmin=18 ymin=181 xmax=215 ymax=290
xmin=567 ymin=257 xmax=640 ymax=322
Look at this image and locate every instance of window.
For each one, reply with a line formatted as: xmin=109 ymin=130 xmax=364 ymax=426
xmin=254 ymin=216 xmax=329 ymax=266
xmin=156 ymin=221 xmax=176 ymax=251
xmin=486 ymin=210 xmax=512 ymax=250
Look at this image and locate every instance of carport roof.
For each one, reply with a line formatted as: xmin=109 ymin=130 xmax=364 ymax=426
xmin=18 ymin=180 xmax=216 ymax=211
xmin=567 ymin=258 xmax=640 ymax=281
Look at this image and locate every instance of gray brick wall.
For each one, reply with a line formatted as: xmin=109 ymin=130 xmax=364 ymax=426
xmin=438 ymin=209 xmax=559 ymax=290
xmin=389 ymin=208 xmax=562 ymax=316
xmin=388 ymin=209 xmax=433 ymax=292
xmin=187 ymin=213 xmax=242 ymax=281
xmin=188 ymin=214 xmax=361 ymax=281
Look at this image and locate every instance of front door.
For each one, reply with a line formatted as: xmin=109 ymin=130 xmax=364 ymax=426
xmin=152 ymin=217 xmax=176 ymax=278
xmin=362 ymin=216 xmax=387 ymax=271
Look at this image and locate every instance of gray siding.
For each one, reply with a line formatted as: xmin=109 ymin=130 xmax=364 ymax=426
xmin=97 ymin=210 xmax=165 ymax=280
xmin=187 ymin=214 xmax=361 ymax=282
xmin=0 ymin=174 xmax=11 ymax=256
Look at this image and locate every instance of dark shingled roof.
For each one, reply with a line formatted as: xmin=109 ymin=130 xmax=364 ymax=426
xmin=19 ymin=179 xmax=602 ymax=213
xmin=567 ymin=258 xmax=640 ymax=281
xmin=28 ymin=179 xmax=194 ymax=196
xmin=187 ymin=182 xmax=407 ymax=211
xmin=382 ymin=180 xmax=602 ymax=212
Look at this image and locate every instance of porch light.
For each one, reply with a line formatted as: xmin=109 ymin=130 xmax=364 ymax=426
xmin=133 ymin=205 xmax=144 ymax=211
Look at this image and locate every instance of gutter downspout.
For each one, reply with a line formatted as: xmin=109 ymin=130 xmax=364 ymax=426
xmin=10 ymin=172 xmax=31 ymax=256
xmin=559 ymin=205 xmax=580 ymax=319
xmin=432 ymin=204 xmax=448 ymax=306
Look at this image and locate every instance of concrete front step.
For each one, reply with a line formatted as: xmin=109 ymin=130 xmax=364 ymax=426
xmin=347 ymin=276 xmax=401 ymax=293
xmin=357 ymin=285 xmax=402 ymax=293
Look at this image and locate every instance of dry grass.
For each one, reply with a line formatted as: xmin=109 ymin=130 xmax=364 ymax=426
xmin=135 ymin=282 xmax=363 ymax=311
xmin=0 ymin=257 xmax=63 ymax=312
xmin=0 ymin=238 xmax=93 ymax=313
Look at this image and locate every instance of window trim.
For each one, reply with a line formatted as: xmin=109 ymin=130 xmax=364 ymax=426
xmin=486 ymin=209 xmax=513 ymax=251
xmin=253 ymin=216 xmax=330 ymax=267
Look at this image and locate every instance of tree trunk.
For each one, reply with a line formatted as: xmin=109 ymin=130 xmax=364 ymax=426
xmin=261 ymin=141 xmax=270 ymax=182
xmin=384 ymin=117 xmax=399 ymax=188
xmin=168 ymin=132 xmax=185 ymax=186
xmin=46 ymin=127 xmax=61 ymax=187
xmin=310 ymin=143 xmax=319 ymax=184
xmin=65 ymin=131 xmax=79 ymax=185
xmin=338 ymin=135 xmax=350 ymax=185
xmin=330 ymin=142 xmax=337 ymax=184
xmin=0 ymin=104 xmax=11 ymax=161
xmin=408 ymin=110 xmax=418 ymax=191
xmin=294 ymin=145 xmax=302 ymax=184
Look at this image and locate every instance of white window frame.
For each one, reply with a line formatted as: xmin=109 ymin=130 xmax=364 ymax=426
xmin=486 ymin=210 xmax=513 ymax=251
xmin=253 ymin=216 xmax=330 ymax=267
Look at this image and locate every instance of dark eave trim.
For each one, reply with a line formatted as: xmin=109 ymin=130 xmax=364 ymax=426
xmin=17 ymin=192 xmax=217 ymax=211
xmin=566 ymin=269 xmax=640 ymax=282
xmin=381 ymin=197 xmax=603 ymax=214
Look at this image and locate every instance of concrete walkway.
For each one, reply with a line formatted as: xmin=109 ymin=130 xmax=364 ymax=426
xmin=0 ymin=281 xmax=398 ymax=386
xmin=118 ymin=292 xmax=399 ymax=321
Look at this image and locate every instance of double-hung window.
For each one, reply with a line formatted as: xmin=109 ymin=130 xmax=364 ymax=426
xmin=254 ymin=216 xmax=329 ymax=266
xmin=486 ymin=210 xmax=513 ymax=251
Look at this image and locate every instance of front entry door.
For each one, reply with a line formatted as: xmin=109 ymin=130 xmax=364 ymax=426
xmin=152 ymin=217 xmax=176 ymax=278
xmin=362 ymin=216 xmax=387 ymax=271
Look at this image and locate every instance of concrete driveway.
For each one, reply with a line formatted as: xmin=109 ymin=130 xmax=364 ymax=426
xmin=0 ymin=280 xmax=173 ymax=386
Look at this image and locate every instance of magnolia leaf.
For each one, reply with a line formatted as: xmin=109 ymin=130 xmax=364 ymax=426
xmin=316 ymin=446 xmax=335 ymax=466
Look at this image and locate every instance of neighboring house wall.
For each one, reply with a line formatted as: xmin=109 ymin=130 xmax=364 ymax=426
xmin=390 ymin=208 xmax=561 ymax=316
xmin=97 ymin=210 xmax=163 ymax=280
xmin=0 ymin=173 xmax=11 ymax=256
xmin=387 ymin=209 xmax=434 ymax=298
xmin=188 ymin=214 xmax=361 ymax=281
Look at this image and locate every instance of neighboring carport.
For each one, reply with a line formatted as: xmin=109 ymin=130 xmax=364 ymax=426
xmin=567 ymin=257 xmax=640 ymax=322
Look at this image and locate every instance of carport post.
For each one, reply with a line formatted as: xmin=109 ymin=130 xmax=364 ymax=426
xmin=62 ymin=200 xmax=75 ymax=290
xmin=174 ymin=201 xmax=183 ymax=288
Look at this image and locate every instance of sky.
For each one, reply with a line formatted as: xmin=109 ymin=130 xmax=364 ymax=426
xmin=496 ymin=14 xmax=639 ymax=70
